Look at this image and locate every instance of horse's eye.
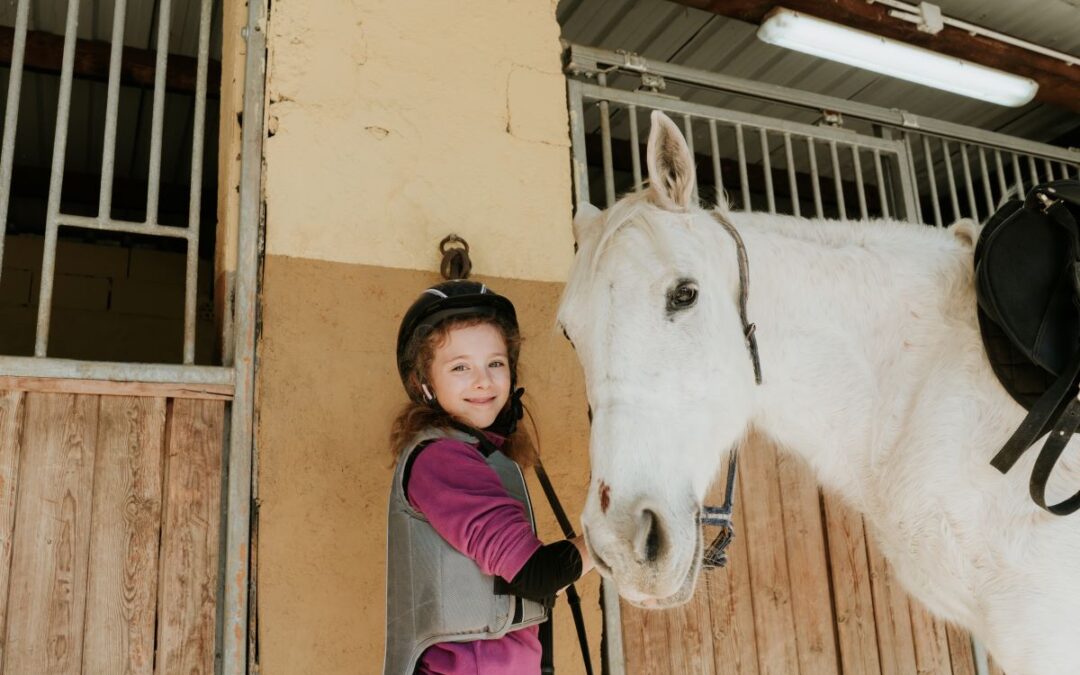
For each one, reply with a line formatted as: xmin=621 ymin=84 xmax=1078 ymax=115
xmin=667 ymin=280 xmax=698 ymax=312
xmin=561 ymin=326 xmax=576 ymax=350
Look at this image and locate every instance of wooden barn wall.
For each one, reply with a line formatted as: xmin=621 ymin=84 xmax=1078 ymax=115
xmin=0 ymin=388 xmax=225 ymax=674
xmin=618 ymin=435 xmax=1012 ymax=675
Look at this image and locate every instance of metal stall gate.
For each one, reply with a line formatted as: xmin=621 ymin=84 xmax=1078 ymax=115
xmin=566 ymin=43 xmax=1080 ymax=675
xmin=0 ymin=0 xmax=266 ymax=673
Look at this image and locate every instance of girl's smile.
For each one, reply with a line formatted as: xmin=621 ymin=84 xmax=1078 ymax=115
xmin=429 ymin=323 xmax=511 ymax=429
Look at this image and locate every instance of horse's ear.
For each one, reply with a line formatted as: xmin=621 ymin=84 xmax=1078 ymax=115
xmin=573 ymin=202 xmax=603 ymax=250
xmin=646 ymin=111 xmax=696 ymax=211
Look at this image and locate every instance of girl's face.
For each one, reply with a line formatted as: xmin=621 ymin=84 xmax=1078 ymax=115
xmin=428 ymin=322 xmax=511 ymax=429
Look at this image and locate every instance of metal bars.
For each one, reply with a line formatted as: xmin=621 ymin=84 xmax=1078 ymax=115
xmin=900 ymin=130 xmax=1080 ymax=225
xmin=569 ymin=82 xmax=909 ymax=222
xmin=0 ymin=0 xmax=29 ymax=275
xmin=566 ymin=43 xmax=1080 ymax=228
xmin=11 ymin=0 xmax=217 ymax=365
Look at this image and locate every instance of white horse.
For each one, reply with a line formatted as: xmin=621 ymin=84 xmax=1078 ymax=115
xmin=558 ymin=111 xmax=1080 ymax=675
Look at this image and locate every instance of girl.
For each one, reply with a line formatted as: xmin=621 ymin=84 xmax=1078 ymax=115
xmin=384 ymin=280 xmax=593 ymax=675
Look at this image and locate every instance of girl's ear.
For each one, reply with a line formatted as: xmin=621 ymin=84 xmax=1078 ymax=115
xmin=420 ymin=383 xmax=435 ymax=403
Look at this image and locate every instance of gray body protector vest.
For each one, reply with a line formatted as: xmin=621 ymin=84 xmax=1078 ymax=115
xmin=383 ymin=427 xmax=549 ymax=675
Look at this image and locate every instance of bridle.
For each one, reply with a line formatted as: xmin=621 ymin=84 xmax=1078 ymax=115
xmin=700 ymin=211 xmax=761 ymax=569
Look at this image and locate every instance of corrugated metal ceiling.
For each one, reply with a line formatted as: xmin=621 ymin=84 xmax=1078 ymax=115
xmin=558 ymin=0 xmax=1080 ymax=147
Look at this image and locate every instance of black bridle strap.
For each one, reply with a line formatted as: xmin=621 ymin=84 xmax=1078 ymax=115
xmin=710 ymin=210 xmax=762 ymax=385
xmin=701 ymin=211 xmax=760 ymax=568
xmin=701 ymin=450 xmax=739 ymax=568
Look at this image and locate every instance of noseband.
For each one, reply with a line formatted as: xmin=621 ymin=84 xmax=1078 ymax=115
xmin=701 ymin=211 xmax=761 ymax=569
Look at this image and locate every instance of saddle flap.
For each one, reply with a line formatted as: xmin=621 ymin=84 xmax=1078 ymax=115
xmin=976 ymin=198 xmax=1079 ymax=379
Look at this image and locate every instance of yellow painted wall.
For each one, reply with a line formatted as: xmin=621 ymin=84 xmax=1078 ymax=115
xmin=263 ymin=0 xmax=575 ymax=282
xmin=256 ymin=1 xmax=598 ymax=673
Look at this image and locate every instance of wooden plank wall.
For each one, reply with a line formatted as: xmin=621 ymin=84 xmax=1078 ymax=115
xmin=0 ymin=389 xmax=225 ymax=675
xmin=620 ymin=437 xmax=990 ymax=674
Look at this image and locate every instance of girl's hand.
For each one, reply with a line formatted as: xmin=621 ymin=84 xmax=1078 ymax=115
xmin=569 ymin=534 xmax=594 ymax=577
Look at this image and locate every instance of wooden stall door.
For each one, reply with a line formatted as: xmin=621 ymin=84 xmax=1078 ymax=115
xmin=619 ymin=437 xmax=990 ymax=675
xmin=0 ymin=389 xmax=225 ymax=674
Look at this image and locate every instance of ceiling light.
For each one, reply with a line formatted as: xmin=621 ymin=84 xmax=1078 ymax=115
xmin=757 ymin=8 xmax=1039 ymax=107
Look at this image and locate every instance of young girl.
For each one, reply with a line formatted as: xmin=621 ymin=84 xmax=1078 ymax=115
xmin=384 ymin=280 xmax=593 ymax=675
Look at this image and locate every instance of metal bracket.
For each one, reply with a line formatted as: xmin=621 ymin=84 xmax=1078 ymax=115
xmin=898 ymin=110 xmax=922 ymax=129
xmin=817 ymin=110 xmax=844 ymax=127
xmin=639 ymin=72 xmax=666 ymax=93
xmin=616 ymin=49 xmax=649 ymax=72
xmin=917 ymin=2 xmax=944 ymax=34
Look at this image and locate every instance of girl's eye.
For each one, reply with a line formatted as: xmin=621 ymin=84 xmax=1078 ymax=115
xmin=489 ymin=360 xmax=505 ymax=368
xmin=451 ymin=364 xmax=467 ymax=372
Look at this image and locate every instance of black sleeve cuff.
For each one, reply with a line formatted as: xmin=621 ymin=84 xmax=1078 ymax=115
xmin=498 ymin=539 xmax=583 ymax=602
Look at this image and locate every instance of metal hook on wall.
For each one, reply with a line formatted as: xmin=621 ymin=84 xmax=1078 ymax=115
xmin=439 ymin=234 xmax=472 ymax=280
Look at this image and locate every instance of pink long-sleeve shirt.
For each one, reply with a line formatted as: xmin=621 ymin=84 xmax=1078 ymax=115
xmin=406 ymin=434 xmax=544 ymax=675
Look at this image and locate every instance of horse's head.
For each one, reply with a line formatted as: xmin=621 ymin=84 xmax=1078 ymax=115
xmin=559 ymin=111 xmax=758 ymax=608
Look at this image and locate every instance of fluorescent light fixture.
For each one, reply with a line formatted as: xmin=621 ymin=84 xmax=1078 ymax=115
xmin=757 ymin=8 xmax=1039 ymax=107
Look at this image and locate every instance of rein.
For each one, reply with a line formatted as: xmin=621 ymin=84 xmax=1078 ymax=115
xmin=701 ymin=211 xmax=761 ymax=569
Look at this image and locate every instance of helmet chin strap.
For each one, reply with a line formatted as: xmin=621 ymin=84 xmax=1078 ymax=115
xmin=491 ymin=386 xmax=525 ymax=436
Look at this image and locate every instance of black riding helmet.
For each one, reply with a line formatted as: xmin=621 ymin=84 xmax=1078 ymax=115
xmin=396 ymin=280 xmax=521 ymax=412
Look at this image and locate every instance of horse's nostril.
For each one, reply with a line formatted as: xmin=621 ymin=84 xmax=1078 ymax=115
xmin=636 ymin=508 xmax=664 ymax=564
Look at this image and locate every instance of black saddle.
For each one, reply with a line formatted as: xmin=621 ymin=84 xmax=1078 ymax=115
xmin=975 ymin=179 xmax=1080 ymax=515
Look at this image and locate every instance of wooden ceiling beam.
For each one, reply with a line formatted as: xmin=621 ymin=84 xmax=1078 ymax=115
xmin=672 ymin=0 xmax=1080 ymax=114
xmin=0 ymin=25 xmax=221 ymax=97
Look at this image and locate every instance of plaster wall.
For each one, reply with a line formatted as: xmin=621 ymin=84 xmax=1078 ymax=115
xmin=256 ymin=2 xmax=599 ymax=673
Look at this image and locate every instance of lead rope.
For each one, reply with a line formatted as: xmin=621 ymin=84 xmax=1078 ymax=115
xmin=701 ymin=211 xmax=761 ymax=568
xmin=534 ymin=460 xmax=594 ymax=675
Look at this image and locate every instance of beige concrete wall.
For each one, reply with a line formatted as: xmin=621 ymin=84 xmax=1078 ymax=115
xmin=256 ymin=2 xmax=598 ymax=673
xmin=263 ymin=0 xmax=574 ymax=283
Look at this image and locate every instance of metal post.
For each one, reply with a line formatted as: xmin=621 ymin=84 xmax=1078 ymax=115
xmin=978 ymin=147 xmax=994 ymax=219
xmin=183 ymin=0 xmax=213 ymax=366
xmin=873 ymin=149 xmax=890 ymax=219
xmin=994 ymin=150 xmax=1007 ymax=199
xmin=736 ymin=124 xmax=750 ymax=212
xmin=783 ymin=132 xmax=799 ymax=217
xmin=98 ymin=0 xmax=129 ymax=222
xmin=894 ymin=137 xmax=919 ymax=222
xmin=807 ymin=136 xmax=823 ymax=218
xmin=597 ymin=74 xmax=615 ymax=207
xmin=0 ymin=0 xmax=30 ymax=277
xmin=683 ymin=114 xmax=697 ymax=205
xmin=829 ymin=140 xmax=845 ymax=220
xmin=922 ymin=136 xmax=941 ymax=226
xmin=960 ymin=144 xmax=978 ymax=219
xmin=709 ymin=119 xmax=722 ymax=207
xmin=629 ymin=105 xmax=641 ymax=191
xmin=1028 ymin=155 xmax=1039 ymax=186
xmin=146 ymin=0 xmax=174 ymax=225
xmin=942 ymin=140 xmax=961 ymax=221
xmin=903 ymin=133 xmax=922 ymax=223
xmin=1012 ymin=153 xmax=1024 ymax=196
xmin=851 ymin=146 xmax=868 ymax=220
xmin=760 ymin=128 xmax=774 ymax=214
xmin=224 ymin=0 xmax=267 ymax=671
xmin=33 ymin=0 xmax=80 ymax=357
xmin=567 ymin=80 xmax=590 ymax=206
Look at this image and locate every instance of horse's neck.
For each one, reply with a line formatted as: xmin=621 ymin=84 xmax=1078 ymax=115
xmin=735 ymin=216 xmax=974 ymax=502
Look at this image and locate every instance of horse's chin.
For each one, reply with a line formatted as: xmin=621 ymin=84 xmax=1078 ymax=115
xmin=623 ymin=530 xmax=702 ymax=610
